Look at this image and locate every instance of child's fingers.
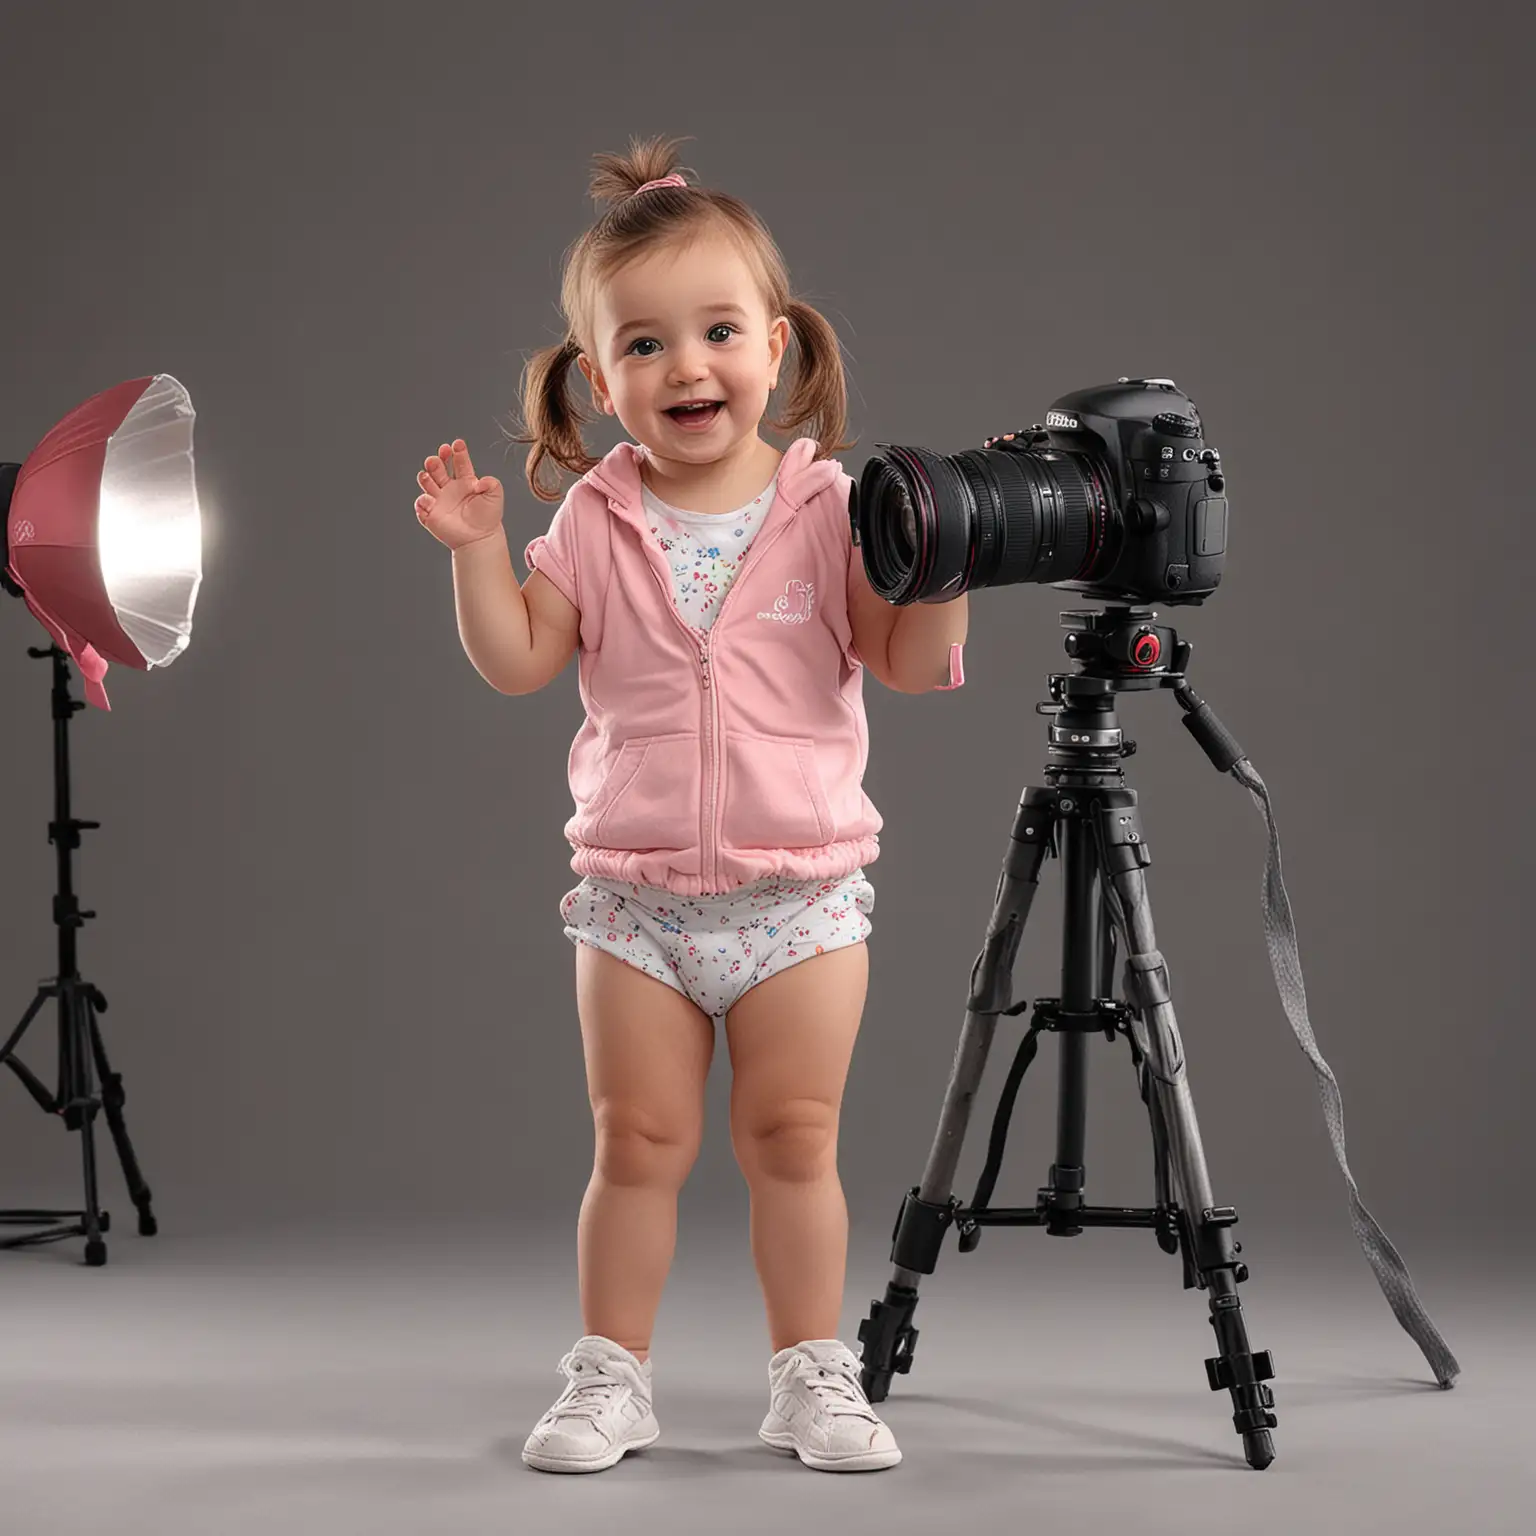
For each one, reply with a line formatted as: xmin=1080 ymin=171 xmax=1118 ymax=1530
xmin=452 ymin=438 xmax=478 ymax=481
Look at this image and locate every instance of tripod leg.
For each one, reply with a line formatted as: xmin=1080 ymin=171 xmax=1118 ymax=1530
xmin=858 ymin=788 xmax=1055 ymax=1401
xmin=87 ymin=989 xmax=157 ymax=1237
xmin=1107 ymin=901 xmax=1189 ymax=1265
xmin=1131 ymin=1029 xmax=1192 ymax=1269
xmin=1092 ymin=796 xmax=1277 ymax=1470
xmin=1040 ymin=813 xmax=1101 ymax=1233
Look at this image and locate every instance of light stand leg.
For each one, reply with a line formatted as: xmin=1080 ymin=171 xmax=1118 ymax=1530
xmin=88 ymin=988 xmax=157 ymax=1236
xmin=65 ymin=981 xmax=109 ymax=1265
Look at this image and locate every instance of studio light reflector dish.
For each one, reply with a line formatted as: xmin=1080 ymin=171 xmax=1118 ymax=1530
xmin=4 ymin=373 xmax=203 ymax=708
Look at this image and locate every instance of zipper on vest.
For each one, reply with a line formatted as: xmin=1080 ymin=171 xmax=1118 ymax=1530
xmin=634 ymin=542 xmax=724 ymax=888
xmin=699 ymin=632 xmax=718 ymax=888
xmin=697 ymin=515 xmax=794 ymax=887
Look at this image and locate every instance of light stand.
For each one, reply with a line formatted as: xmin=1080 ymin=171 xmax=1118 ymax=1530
xmin=0 ymin=567 xmax=157 ymax=1265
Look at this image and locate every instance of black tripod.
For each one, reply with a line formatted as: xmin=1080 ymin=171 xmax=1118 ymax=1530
xmin=858 ymin=606 xmax=1280 ymax=1467
xmin=0 ymin=637 xmax=158 ymax=1265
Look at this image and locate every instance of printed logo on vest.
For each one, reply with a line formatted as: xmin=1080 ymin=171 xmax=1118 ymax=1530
xmin=758 ymin=578 xmax=814 ymax=625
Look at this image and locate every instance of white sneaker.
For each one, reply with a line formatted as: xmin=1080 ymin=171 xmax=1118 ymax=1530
xmin=521 ymin=1335 xmax=659 ymax=1473
xmin=758 ymin=1339 xmax=902 ymax=1471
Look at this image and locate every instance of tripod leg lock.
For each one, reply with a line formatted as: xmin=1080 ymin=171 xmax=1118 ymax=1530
xmin=1097 ymin=803 xmax=1153 ymax=875
xmin=1205 ymin=1349 xmax=1276 ymax=1395
xmin=1123 ymin=950 xmax=1172 ymax=1011
xmin=890 ymin=1186 xmax=958 ymax=1274
xmin=1207 ymin=1343 xmax=1280 ymax=1438
xmin=858 ymin=1284 xmax=921 ymax=1392
xmin=1191 ymin=1205 xmax=1249 ymax=1281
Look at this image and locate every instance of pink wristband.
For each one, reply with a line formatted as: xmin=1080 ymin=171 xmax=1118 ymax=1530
xmin=934 ymin=641 xmax=965 ymax=690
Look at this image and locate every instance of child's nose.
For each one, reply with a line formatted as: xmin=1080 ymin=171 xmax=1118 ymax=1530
xmin=668 ymin=346 xmax=711 ymax=381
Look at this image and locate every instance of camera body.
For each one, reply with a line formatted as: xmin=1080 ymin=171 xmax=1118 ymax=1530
xmin=1011 ymin=377 xmax=1228 ymax=606
xmin=854 ymin=377 xmax=1229 ymax=608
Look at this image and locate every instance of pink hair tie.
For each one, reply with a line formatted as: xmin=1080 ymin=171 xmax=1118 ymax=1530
xmin=631 ymin=174 xmax=687 ymax=197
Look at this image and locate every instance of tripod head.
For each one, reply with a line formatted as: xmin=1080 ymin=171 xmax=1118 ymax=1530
xmin=1055 ymin=606 xmax=1191 ymax=695
xmin=1038 ymin=604 xmax=1245 ymax=793
xmin=1039 ymin=607 xmax=1196 ymax=777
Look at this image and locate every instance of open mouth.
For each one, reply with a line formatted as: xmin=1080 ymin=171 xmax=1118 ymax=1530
xmin=665 ymin=400 xmax=724 ymax=428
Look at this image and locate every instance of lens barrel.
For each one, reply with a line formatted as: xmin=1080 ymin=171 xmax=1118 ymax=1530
xmin=856 ymin=437 xmax=1117 ymax=604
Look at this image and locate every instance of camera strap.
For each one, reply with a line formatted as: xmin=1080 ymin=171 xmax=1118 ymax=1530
xmin=1231 ymin=754 xmax=1461 ymax=1388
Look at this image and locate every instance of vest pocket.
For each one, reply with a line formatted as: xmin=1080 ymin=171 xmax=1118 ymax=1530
xmin=576 ymin=733 xmax=701 ymax=851
xmin=720 ymin=733 xmax=834 ymax=851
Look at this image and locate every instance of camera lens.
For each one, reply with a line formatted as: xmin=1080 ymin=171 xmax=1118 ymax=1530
xmin=855 ymin=436 xmax=1119 ymax=604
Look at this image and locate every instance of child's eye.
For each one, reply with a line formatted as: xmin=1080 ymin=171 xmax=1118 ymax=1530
xmin=626 ymin=323 xmax=735 ymax=357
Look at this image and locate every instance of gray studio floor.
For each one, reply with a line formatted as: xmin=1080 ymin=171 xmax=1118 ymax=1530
xmin=0 ymin=1216 xmax=1527 ymax=1536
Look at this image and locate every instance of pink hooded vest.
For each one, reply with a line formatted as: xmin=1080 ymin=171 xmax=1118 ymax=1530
xmin=525 ymin=437 xmax=889 ymax=897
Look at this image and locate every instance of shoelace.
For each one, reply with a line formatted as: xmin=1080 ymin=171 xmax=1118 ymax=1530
xmin=793 ymin=1358 xmax=878 ymax=1421
xmin=548 ymin=1351 xmax=633 ymax=1424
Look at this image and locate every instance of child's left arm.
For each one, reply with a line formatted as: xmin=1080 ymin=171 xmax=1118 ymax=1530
xmin=847 ymin=553 xmax=968 ymax=694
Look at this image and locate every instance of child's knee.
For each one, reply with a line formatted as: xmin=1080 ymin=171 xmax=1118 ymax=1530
xmin=732 ymin=1102 xmax=838 ymax=1183
xmin=592 ymin=1100 xmax=701 ymax=1188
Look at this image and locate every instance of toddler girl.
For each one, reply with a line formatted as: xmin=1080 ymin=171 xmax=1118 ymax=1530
xmin=415 ymin=135 xmax=966 ymax=1474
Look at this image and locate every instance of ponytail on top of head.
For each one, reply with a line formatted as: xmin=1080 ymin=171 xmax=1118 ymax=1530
xmin=503 ymin=134 xmax=854 ymax=504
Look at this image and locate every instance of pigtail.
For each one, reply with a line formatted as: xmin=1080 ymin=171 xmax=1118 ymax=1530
xmin=766 ymin=298 xmax=856 ymax=458
xmin=504 ymin=337 xmax=596 ymax=504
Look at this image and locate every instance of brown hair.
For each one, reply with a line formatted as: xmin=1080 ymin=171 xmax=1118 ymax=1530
xmin=503 ymin=134 xmax=855 ymax=503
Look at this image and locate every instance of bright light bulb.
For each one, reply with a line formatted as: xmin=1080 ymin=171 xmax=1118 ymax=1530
xmin=97 ymin=495 xmax=200 ymax=585
xmin=95 ymin=375 xmax=203 ymax=667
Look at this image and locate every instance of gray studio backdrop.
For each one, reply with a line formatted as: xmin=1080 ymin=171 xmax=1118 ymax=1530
xmin=0 ymin=1 xmax=1529 ymax=1265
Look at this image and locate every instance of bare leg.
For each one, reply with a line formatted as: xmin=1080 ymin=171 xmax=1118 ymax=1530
xmin=575 ymin=945 xmax=715 ymax=1363
xmin=726 ymin=944 xmax=868 ymax=1353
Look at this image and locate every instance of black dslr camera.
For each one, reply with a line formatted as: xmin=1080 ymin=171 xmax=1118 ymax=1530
xmin=853 ymin=377 xmax=1228 ymax=607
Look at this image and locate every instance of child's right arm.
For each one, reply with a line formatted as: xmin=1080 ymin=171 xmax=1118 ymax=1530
xmin=417 ymin=437 xmax=579 ymax=695
xmin=452 ymin=535 xmax=577 ymax=694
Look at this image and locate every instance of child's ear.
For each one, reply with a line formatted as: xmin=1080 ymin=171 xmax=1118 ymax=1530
xmin=768 ymin=315 xmax=790 ymax=388
xmin=577 ymin=353 xmax=613 ymax=414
